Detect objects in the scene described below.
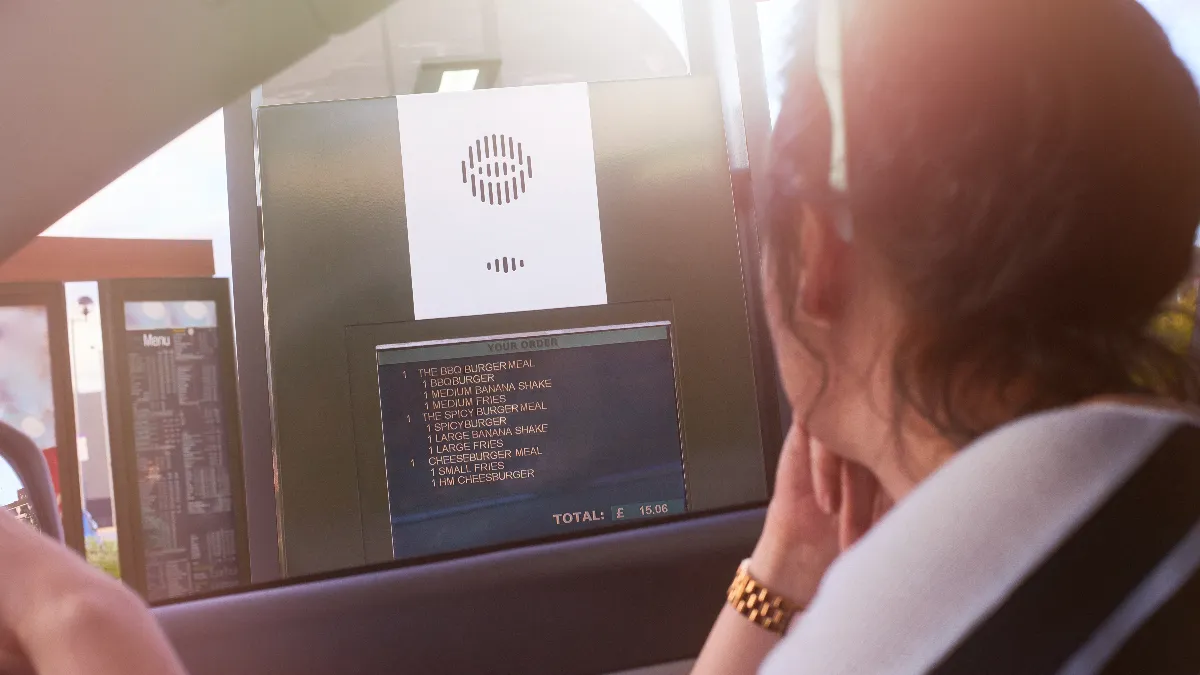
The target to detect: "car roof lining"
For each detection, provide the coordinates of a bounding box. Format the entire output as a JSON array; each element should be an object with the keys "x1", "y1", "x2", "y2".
[{"x1": 0, "y1": 0, "x2": 394, "y2": 263}]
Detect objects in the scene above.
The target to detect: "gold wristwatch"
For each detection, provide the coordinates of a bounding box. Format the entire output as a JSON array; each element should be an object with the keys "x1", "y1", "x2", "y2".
[{"x1": 726, "y1": 558, "x2": 798, "y2": 635}]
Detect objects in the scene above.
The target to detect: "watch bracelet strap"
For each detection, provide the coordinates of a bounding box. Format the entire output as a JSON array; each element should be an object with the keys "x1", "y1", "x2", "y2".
[{"x1": 726, "y1": 558, "x2": 798, "y2": 635}]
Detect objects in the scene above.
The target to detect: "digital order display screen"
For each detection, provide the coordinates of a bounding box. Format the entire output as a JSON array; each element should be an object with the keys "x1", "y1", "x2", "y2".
[
  {"x1": 377, "y1": 322, "x2": 688, "y2": 560},
  {"x1": 123, "y1": 301, "x2": 240, "y2": 602}
]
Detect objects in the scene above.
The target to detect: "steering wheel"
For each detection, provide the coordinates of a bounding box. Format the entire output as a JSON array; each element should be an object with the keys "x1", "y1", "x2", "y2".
[{"x1": 0, "y1": 420, "x2": 63, "y2": 542}]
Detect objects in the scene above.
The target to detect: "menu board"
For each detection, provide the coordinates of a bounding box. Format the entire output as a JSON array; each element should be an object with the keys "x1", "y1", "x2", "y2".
[
  {"x1": 103, "y1": 281, "x2": 248, "y2": 603},
  {"x1": 0, "y1": 284, "x2": 81, "y2": 549},
  {"x1": 0, "y1": 306, "x2": 55, "y2": 512},
  {"x1": 377, "y1": 323, "x2": 687, "y2": 560}
]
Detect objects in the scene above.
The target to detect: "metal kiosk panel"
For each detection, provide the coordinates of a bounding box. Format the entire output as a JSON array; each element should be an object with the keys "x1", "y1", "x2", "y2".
[{"x1": 259, "y1": 76, "x2": 769, "y2": 575}]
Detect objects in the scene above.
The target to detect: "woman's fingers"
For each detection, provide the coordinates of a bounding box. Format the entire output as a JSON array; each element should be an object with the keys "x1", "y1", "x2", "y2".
[
  {"x1": 873, "y1": 485, "x2": 894, "y2": 521},
  {"x1": 838, "y1": 460, "x2": 879, "y2": 551},
  {"x1": 811, "y1": 437, "x2": 841, "y2": 516},
  {"x1": 0, "y1": 634, "x2": 34, "y2": 675}
]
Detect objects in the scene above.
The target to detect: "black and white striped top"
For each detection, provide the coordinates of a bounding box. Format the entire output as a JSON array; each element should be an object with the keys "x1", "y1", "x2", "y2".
[{"x1": 760, "y1": 402, "x2": 1200, "y2": 674}]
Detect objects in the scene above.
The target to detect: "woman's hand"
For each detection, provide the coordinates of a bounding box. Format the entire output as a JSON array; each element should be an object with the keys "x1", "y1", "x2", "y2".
[
  {"x1": 750, "y1": 424, "x2": 885, "y2": 603},
  {"x1": 693, "y1": 423, "x2": 887, "y2": 675},
  {"x1": 0, "y1": 511, "x2": 188, "y2": 675}
]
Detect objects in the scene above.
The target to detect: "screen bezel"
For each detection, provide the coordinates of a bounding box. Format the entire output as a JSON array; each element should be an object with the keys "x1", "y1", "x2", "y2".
[
  {"x1": 345, "y1": 300, "x2": 689, "y2": 565},
  {"x1": 99, "y1": 277, "x2": 251, "y2": 603},
  {"x1": 0, "y1": 282, "x2": 84, "y2": 552},
  {"x1": 373, "y1": 319, "x2": 689, "y2": 562}
]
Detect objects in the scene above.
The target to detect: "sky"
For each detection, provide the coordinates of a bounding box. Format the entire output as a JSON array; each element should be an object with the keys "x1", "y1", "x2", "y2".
[
  {"x1": 4, "y1": 0, "x2": 1198, "y2": 510},
  {"x1": 41, "y1": 111, "x2": 232, "y2": 274}
]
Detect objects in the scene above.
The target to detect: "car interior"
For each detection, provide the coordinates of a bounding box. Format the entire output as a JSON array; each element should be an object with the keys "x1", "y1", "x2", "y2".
[{"x1": 0, "y1": 1, "x2": 1196, "y2": 674}]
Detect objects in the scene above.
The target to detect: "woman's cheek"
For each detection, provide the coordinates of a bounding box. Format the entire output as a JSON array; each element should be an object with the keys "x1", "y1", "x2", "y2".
[{"x1": 772, "y1": 329, "x2": 824, "y2": 419}]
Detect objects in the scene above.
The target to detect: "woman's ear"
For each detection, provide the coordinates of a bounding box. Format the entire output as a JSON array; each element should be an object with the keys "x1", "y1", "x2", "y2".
[{"x1": 798, "y1": 203, "x2": 850, "y2": 326}]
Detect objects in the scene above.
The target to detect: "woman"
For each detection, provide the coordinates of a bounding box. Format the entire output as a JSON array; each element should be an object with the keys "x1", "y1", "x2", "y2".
[{"x1": 695, "y1": 0, "x2": 1200, "y2": 672}]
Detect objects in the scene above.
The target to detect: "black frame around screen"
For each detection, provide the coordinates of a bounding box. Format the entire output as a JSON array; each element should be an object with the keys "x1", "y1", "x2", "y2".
[
  {"x1": 343, "y1": 300, "x2": 708, "y2": 565},
  {"x1": 0, "y1": 282, "x2": 85, "y2": 552},
  {"x1": 374, "y1": 320, "x2": 691, "y2": 562},
  {"x1": 99, "y1": 278, "x2": 251, "y2": 602}
]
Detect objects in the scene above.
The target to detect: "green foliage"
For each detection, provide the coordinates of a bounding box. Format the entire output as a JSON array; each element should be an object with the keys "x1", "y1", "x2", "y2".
[
  {"x1": 85, "y1": 538, "x2": 121, "y2": 579},
  {"x1": 1151, "y1": 281, "x2": 1198, "y2": 355}
]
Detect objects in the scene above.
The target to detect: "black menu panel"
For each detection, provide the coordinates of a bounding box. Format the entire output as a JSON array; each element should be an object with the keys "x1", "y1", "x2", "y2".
[
  {"x1": 377, "y1": 322, "x2": 687, "y2": 560},
  {"x1": 102, "y1": 279, "x2": 249, "y2": 603},
  {"x1": 0, "y1": 283, "x2": 82, "y2": 550}
]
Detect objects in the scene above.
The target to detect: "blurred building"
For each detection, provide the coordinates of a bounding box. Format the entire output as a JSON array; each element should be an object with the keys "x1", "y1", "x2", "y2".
[
  {"x1": 77, "y1": 391, "x2": 114, "y2": 528},
  {"x1": 4, "y1": 488, "x2": 38, "y2": 529}
]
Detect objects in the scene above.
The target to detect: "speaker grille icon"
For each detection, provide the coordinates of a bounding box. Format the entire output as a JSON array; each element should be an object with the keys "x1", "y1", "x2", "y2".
[
  {"x1": 487, "y1": 258, "x2": 525, "y2": 273},
  {"x1": 462, "y1": 134, "x2": 533, "y2": 206}
]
